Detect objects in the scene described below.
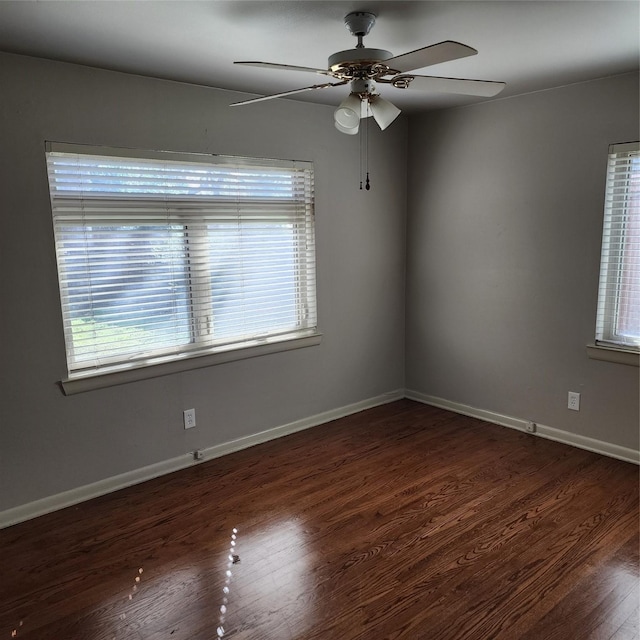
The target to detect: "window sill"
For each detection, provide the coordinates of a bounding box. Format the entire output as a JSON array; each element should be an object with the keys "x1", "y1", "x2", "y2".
[
  {"x1": 61, "y1": 332, "x2": 323, "y2": 395},
  {"x1": 586, "y1": 343, "x2": 639, "y2": 367}
]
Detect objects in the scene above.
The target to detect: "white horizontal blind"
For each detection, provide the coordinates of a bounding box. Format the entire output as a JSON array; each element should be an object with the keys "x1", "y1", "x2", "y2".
[
  {"x1": 595, "y1": 141, "x2": 640, "y2": 349},
  {"x1": 46, "y1": 143, "x2": 316, "y2": 378}
]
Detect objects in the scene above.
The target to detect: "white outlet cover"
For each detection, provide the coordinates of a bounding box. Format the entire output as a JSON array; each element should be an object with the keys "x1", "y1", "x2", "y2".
[
  {"x1": 183, "y1": 408, "x2": 196, "y2": 428},
  {"x1": 568, "y1": 392, "x2": 581, "y2": 411}
]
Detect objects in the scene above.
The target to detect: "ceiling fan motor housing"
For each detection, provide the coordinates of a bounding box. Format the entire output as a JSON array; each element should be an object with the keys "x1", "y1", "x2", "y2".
[
  {"x1": 328, "y1": 47, "x2": 393, "y2": 69},
  {"x1": 328, "y1": 48, "x2": 394, "y2": 79}
]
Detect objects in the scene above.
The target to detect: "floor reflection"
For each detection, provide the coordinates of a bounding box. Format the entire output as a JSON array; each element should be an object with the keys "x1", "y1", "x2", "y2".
[
  {"x1": 112, "y1": 567, "x2": 144, "y2": 636},
  {"x1": 217, "y1": 527, "x2": 239, "y2": 638}
]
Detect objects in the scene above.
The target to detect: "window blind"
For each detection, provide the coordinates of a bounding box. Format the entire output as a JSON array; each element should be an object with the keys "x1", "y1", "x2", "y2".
[
  {"x1": 46, "y1": 143, "x2": 317, "y2": 378},
  {"x1": 595, "y1": 141, "x2": 640, "y2": 349}
]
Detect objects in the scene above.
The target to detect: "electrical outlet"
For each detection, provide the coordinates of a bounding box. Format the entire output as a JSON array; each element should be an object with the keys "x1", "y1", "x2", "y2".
[
  {"x1": 526, "y1": 421, "x2": 537, "y2": 433},
  {"x1": 183, "y1": 408, "x2": 196, "y2": 429},
  {"x1": 568, "y1": 392, "x2": 580, "y2": 411},
  {"x1": 193, "y1": 450, "x2": 204, "y2": 461}
]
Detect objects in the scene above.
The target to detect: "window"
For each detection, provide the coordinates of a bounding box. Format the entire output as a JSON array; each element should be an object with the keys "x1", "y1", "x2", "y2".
[
  {"x1": 46, "y1": 143, "x2": 318, "y2": 388},
  {"x1": 594, "y1": 141, "x2": 639, "y2": 353}
]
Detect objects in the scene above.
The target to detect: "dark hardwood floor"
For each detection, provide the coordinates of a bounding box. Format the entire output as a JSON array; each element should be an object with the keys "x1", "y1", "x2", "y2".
[{"x1": 1, "y1": 400, "x2": 638, "y2": 639}]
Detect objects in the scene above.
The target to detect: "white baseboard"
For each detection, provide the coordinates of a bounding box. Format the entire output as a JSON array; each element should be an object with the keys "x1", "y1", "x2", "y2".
[
  {"x1": 3, "y1": 386, "x2": 635, "y2": 530},
  {"x1": 406, "y1": 390, "x2": 640, "y2": 466},
  {"x1": 0, "y1": 390, "x2": 404, "y2": 530}
]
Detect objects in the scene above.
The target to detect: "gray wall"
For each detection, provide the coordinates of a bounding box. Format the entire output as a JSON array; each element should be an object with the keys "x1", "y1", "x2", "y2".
[
  {"x1": 1, "y1": 51, "x2": 637, "y2": 517},
  {"x1": 406, "y1": 72, "x2": 639, "y2": 450},
  {"x1": 0, "y1": 53, "x2": 407, "y2": 512}
]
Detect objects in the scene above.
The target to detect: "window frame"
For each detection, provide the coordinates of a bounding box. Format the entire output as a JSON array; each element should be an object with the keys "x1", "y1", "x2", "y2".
[
  {"x1": 589, "y1": 141, "x2": 640, "y2": 367},
  {"x1": 45, "y1": 142, "x2": 322, "y2": 394}
]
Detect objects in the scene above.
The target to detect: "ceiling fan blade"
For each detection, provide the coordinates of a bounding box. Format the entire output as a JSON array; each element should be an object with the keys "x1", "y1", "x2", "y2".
[
  {"x1": 230, "y1": 81, "x2": 347, "y2": 107},
  {"x1": 234, "y1": 61, "x2": 331, "y2": 76},
  {"x1": 398, "y1": 75, "x2": 506, "y2": 97},
  {"x1": 386, "y1": 41, "x2": 477, "y2": 73}
]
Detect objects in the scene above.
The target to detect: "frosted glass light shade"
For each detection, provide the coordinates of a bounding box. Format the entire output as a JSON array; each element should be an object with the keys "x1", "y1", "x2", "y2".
[
  {"x1": 334, "y1": 93, "x2": 362, "y2": 130},
  {"x1": 335, "y1": 107, "x2": 359, "y2": 129},
  {"x1": 370, "y1": 96, "x2": 401, "y2": 130}
]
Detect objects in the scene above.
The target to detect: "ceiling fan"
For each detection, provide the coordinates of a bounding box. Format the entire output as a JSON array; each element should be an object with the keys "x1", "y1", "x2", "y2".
[{"x1": 230, "y1": 11, "x2": 506, "y2": 134}]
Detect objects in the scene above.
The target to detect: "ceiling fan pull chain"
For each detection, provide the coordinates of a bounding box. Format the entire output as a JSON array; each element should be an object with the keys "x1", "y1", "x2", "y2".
[
  {"x1": 359, "y1": 118, "x2": 364, "y2": 189},
  {"x1": 359, "y1": 123, "x2": 362, "y2": 189},
  {"x1": 365, "y1": 115, "x2": 370, "y2": 190}
]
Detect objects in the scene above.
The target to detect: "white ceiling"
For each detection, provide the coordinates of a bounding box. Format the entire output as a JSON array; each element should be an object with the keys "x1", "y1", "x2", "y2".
[{"x1": 0, "y1": 1, "x2": 638, "y2": 112}]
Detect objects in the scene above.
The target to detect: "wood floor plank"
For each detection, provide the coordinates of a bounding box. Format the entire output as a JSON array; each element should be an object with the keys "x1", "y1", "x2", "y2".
[
  {"x1": 520, "y1": 533, "x2": 640, "y2": 640},
  {"x1": 0, "y1": 400, "x2": 637, "y2": 639}
]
